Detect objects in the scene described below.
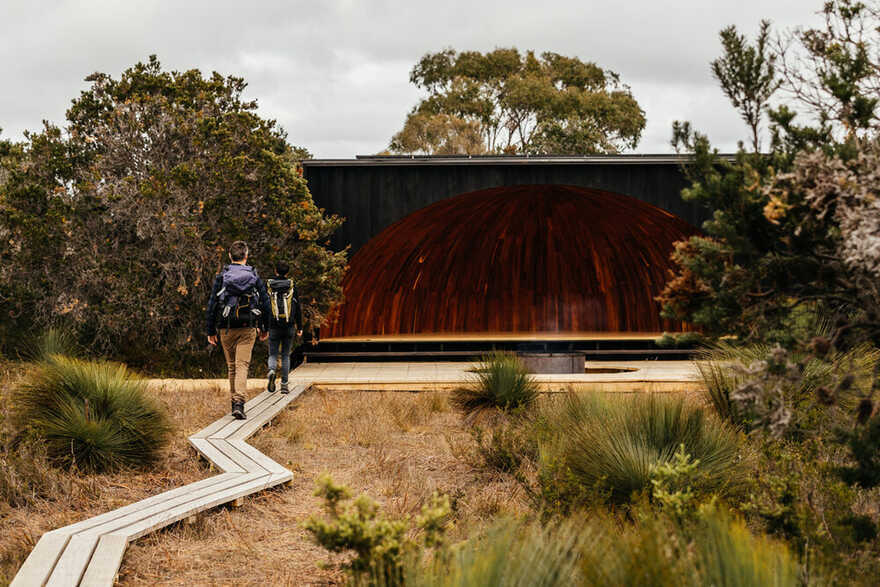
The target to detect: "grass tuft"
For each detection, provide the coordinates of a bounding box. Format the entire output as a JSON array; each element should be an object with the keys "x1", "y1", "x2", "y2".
[
  {"x1": 578, "y1": 507, "x2": 798, "y2": 586},
  {"x1": 452, "y1": 352, "x2": 538, "y2": 419},
  {"x1": 542, "y1": 393, "x2": 740, "y2": 504},
  {"x1": 405, "y1": 517, "x2": 584, "y2": 586},
  {"x1": 12, "y1": 355, "x2": 171, "y2": 473}
]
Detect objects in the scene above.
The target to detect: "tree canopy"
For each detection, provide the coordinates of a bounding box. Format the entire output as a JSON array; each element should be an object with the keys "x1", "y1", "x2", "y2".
[
  {"x1": 389, "y1": 48, "x2": 646, "y2": 155},
  {"x1": 659, "y1": 0, "x2": 880, "y2": 349},
  {"x1": 0, "y1": 56, "x2": 346, "y2": 369}
]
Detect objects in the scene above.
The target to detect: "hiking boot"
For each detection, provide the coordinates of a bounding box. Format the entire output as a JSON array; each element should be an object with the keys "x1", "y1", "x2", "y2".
[
  {"x1": 280, "y1": 381, "x2": 290, "y2": 394},
  {"x1": 267, "y1": 369, "x2": 276, "y2": 393},
  {"x1": 232, "y1": 400, "x2": 246, "y2": 420}
]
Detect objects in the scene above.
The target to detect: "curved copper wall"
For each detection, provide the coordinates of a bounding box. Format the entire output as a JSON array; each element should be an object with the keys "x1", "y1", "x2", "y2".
[{"x1": 323, "y1": 185, "x2": 698, "y2": 338}]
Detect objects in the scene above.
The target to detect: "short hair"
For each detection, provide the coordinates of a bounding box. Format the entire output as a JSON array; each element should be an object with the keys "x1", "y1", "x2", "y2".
[
  {"x1": 229, "y1": 241, "x2": 249, "y2": 262},
  {"x1": 274, "y1": 261, "x2": 289, "y2": 277}
]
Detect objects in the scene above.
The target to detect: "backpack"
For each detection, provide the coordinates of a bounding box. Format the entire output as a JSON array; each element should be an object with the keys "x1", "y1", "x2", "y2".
[
  {"x1": 267, "y1": 278, "x2": 297, "y2": 326},
  {"x1": 216, "y1": 264, "x2": 262, "y2": 328}
]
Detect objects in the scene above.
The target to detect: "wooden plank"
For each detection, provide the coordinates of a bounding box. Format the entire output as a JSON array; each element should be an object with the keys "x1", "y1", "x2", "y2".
[
  {"x1": 208, "y1": 391, "x2": 286, "y2": 439},
  {"x1": 115, "y1": 474, "x2": 273, "y2": 541},
  {"x1": 9, "y1": 530, "x2": 69, "y2": 587},
  {"x1": 44, "y1": 473, "x2": 263, "y2": 586},
  {"x1": 189, "y1": 414, "x2": 236, "y2": 440},
  {"x1": 70, "y1": 472, "x2": 264, "y2": 543},
  {"x1": 207, "y1": 439, "x2": 266, "y2": 474},
  {"x1": 79, "y1": 534, "x2": 128, "y2": 587},
  {"x1": 227, "y1": 386, "x2": 303, "y2": 441},
  {"x1": 189, "y1": 438, "x2": 246, "y2": 473},
  {"x1": 191, "y1": 391, "x2": 277, "y2": 439},
  {"x1": 11, "y1": 375, "x2": 308, "y2": 587},
  {"x1": 45, "y1": 473, "x2": 240, "y2": 537},
  {"x1": 228, "y1": 439, "x2": 289, "y2": 476},
  {"x1": 45, "y1": 534, "x2": 100, "y2": 587},
  {"x1": 266, "y1": 471, "x2": 294, "y2": 486}
]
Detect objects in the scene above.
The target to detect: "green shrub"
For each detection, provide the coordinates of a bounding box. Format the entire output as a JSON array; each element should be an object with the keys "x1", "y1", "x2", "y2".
[
  {"x1": 403, "y1": 507, "x2": 796, "y2": 587},
  {"x1": 691, "y1": 508, "x2": 799, "y2": 587},
  {"x1": 452, "y1": 352, "x2": 538, "y2": 418},
  {"x1": 578, "y1": 507, "x2": 798, "y2": 587},
  {"x1": 696, "y1": 342, "x2": 773, "y2": 425},
  {"x1": 539, "y1": 393, "x2": 740, "y2": 506},
  {"x1": 12, "y1": 355, "x2": 170, "y2": 472},
  {"x1": 305, "y1": 474, "x2": 450, "y2": 585},
  {"x1": 406, "y1": 518, "x2": 584, "y2": 587}
]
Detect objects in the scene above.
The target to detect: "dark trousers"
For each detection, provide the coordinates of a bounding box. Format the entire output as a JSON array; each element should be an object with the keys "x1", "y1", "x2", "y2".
[{"x1": 267, "y1": 325, "x2": 296, "y2": 382}]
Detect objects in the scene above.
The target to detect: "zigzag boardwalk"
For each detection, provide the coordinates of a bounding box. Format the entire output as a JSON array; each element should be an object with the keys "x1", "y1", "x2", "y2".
[{"x1": 12, "y1": 385, "x2": 309, "y2": 587}]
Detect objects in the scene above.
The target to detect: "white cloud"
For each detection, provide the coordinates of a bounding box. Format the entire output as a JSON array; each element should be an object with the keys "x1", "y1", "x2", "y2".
[{"x1": 0, "y1": 0, "x2": 825, "y2": 156}]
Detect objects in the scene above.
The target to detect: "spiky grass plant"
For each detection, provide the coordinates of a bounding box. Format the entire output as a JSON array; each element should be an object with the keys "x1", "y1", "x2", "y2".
[
  {"x1": 452, "y1": 352, "x2": 538, "y2": 419},
  {"x1": 543, "y1": 393, "x2": 739, "y2": 504},
  {"x1": 12, "y1": 355, "x2": 170, "y2": 472},
  {"x1": 578, "y1": 508, "x2": 798, "y2": 587},
  {"x1": 697, "y1": 340, "x2": 880, "y2": 430},
  {"x1": 22, "y1": 328, "x2": 79, "y2": 361},
  {"x1": 403, "y1": 518, "x2": 584, "y2": 587},
  {"x1": 692, "y1": 508, "x2": 799, "y2": 587}
]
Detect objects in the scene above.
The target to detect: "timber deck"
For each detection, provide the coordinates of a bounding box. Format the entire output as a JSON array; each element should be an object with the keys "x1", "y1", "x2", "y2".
[{"x1": 11, "y1": 385, "x2": 308, "y2": 587}]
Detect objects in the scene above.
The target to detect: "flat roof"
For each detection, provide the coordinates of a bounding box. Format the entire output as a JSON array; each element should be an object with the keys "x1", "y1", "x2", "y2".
[{"x1": 303, "y1": 153, "x2": 736, "y2": 167}]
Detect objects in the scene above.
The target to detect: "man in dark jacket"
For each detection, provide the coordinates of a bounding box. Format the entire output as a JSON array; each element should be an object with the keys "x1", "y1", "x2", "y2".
[
  {"x1": 206, "y1": 241, "x2": 270, "y2": 419},
  {"x1": 265, "y1": 261, "x2": 303, "y2": 394}
]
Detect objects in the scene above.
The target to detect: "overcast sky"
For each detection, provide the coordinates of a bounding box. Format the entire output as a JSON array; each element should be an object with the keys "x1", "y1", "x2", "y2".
[{"x1": 1, "y1": 0, "x2": 824, "y2": 157}]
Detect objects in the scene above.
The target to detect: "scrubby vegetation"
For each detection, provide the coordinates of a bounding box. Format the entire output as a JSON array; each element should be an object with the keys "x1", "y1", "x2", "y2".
[
  {"x1": 537, "y1": 394, "x2": 740, "y2": 507},
  {"x1": 0, "y1": 57, "x2": 345, "y2": 372}
]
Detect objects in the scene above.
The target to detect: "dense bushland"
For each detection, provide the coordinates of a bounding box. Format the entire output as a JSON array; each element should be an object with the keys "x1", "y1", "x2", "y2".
[{"x1": 0, "y1": 57, "x2": 346, "y2": 372}]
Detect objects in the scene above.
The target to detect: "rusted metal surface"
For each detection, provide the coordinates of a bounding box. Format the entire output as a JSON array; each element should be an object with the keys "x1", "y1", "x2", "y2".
[{"x1": 323, "y1": 185, "x2": 698, "y2": 338}]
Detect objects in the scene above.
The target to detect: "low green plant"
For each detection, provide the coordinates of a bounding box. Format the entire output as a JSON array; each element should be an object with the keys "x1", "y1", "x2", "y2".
[
  {"x1": 22, "y1": 328, "x2": 79, "y2": 362},
  {"x1": 11, "y1": 354, "x2": 170, "y2": 472},
  {"x1": 405, "y1": 518, "x2": 584, "y2": 587},
  {"x1": 691, "y1": 507, "x2": 799, "y2": 587},
  {"x1": 539, "y1": 393, "x2": 740, "y2": 506},
  {"x1": 649, "y1": 444, "x2": 702, "y2": 518},
  {"x1": 304, "y1": 474, "x2": 450, "y2": 585},
  {"x1": 451, "y1": 352, "x2": 538, "y2": 419},
  {"x1": 579, "y1": 507, "x2": 798, "y2": 587}
]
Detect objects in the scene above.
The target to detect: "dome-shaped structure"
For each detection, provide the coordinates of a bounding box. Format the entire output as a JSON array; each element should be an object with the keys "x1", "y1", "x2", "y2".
[{"x1": 323, "y1": 184, "x2": 698, "y2": 338}]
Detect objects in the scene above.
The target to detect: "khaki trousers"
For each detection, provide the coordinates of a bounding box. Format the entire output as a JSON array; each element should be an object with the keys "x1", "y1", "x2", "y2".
[{"x1": 220, "y1": 328, "x2": 257, "y2": 404}]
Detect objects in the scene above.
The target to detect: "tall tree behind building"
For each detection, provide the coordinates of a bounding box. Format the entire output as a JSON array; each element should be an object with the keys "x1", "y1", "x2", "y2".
[{"x1": 389, "y1": 48, "x2": 646, "y2": 155}]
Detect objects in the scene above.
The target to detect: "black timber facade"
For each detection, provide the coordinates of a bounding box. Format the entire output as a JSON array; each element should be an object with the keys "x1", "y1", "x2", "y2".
[{"x1": 302, "y1": 155, "x2": 712, "y2": 255}]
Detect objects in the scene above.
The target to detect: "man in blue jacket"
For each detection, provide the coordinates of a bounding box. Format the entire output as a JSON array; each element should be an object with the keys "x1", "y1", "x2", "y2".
[{"x1": 206, "y1": 241, "x2": 270, "y2": 419}]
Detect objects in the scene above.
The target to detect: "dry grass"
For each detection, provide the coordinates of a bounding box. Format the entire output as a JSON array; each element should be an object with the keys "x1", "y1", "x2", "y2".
[
  {"x1": 117, "y1": 388, "x2": 528, "y2": 586},
  {"x1": 0, "y1": 365, "x2": 231, "y2": 585}
]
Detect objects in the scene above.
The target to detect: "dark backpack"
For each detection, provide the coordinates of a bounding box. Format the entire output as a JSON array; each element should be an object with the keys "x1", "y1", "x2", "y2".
[
  {"x1": 216, "y1": 264, "x2": 262, "y2": 328},
  {"x1": 267, "y1": 278, "x2": 297, "y2": 326}
]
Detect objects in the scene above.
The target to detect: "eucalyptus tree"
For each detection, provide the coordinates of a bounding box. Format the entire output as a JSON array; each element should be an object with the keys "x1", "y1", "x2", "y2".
[{"x1": 390, "y1": 48, "x2": 645, "y2": 155}]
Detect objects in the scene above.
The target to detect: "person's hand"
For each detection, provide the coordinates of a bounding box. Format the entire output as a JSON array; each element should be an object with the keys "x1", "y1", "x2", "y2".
[
  {"x1": 297, "y1": 330, "x2": 303, "y2": 337},
  {"x1": 207, "y1": 335, "x2": 218, "y2": 346},
  {"x1": 258, "y1": 331, "x2": 268, "y2": 342}
]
